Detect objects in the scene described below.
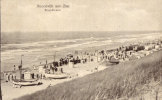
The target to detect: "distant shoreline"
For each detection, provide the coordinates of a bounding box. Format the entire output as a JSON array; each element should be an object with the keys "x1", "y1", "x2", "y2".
[{"x1": 1, "y1": 31, "x2": 161, "y2": 44}]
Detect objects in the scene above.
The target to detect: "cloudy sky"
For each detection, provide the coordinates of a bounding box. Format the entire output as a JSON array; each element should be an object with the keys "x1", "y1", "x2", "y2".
[{"x1": 1, "y1": 0, "x2": 162, "y2": 32}]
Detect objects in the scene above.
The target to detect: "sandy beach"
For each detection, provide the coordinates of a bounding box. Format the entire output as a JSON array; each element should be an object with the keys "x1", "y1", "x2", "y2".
[
  {"x1": 2, "y1": 62, "x2": 107, "y2": 100},
  {"x1": 1, "y1": 32, "x2": 162, "y2": 100},
  {"x1": 1, "y1": 32, "x2": 162, "y2": 71}
]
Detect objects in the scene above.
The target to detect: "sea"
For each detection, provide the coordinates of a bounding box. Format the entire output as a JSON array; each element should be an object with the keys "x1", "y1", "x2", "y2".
[{"x1": 1, "y1": 32, "x2": 162, "y2": 71}]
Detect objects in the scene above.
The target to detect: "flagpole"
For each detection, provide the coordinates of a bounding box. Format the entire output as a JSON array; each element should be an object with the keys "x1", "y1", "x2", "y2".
[{"x1": 20, "y1": 55, "x2": 24, "y2": 80}]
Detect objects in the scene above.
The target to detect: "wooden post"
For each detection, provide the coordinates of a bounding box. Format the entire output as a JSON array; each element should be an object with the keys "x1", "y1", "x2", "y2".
[{"x1": 53, "y1": 51, "x2": 58, "y2": 62}]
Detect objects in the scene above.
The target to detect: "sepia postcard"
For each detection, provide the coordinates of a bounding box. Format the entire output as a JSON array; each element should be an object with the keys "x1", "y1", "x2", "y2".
[{"x1": 1, "y1": 0, "x2": 162, "y2": 100}]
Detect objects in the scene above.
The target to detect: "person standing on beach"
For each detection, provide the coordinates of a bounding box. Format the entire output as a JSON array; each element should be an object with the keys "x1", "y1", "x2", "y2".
[
  {"x1": 14, "y1": 65, "x2": 16, "y2": 71},
  {"x1": 95, "y1": 66, "x2": 98, "y2": 71}
]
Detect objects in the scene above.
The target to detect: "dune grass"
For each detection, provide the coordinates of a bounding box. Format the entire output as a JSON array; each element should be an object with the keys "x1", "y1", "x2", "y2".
[{"x1": 15, "y1": 50, "x2": 162, "y2": 100}]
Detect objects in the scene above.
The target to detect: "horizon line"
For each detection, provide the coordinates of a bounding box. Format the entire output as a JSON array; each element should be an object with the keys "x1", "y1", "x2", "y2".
[{"x1": 2, "y1": 30, "x2": 162, "y2": 34}]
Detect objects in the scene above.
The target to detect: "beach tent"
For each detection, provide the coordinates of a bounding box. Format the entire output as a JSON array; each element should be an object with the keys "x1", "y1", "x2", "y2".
[
  {"x1": 24, "y1": 72, "x2": 34, "y2": 80},
  {"x1": 69, "y1": 61, "x2": 74, "y2": 68}
]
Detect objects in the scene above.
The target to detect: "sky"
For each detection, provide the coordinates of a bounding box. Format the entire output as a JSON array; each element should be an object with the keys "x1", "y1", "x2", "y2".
[{"x1": 1, "y1": 0, "x2": 162, "y2": 32}]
